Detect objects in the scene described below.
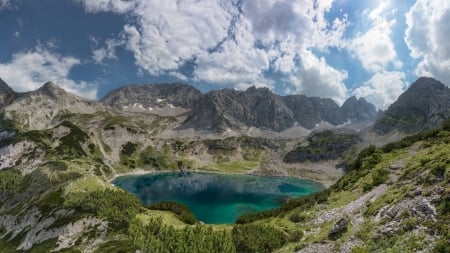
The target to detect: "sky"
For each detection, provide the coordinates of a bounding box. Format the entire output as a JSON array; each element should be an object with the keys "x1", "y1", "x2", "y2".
[{"x1": 0, "y1": 0, "x2": 449, "y2": 109}]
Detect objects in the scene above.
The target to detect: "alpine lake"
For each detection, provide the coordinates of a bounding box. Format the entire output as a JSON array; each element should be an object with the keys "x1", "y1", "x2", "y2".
[{"x1": 113, "y1": 172, "x2": 324, "y2": 224}]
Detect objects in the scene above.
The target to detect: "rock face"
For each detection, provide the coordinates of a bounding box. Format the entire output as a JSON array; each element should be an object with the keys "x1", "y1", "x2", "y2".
[
  {"x1": 282, "y1": 95, "x2": 346, "y2": 129},
  {"x1": 0, "y1": 79, "x2": 18, "y2": 109},
  {"x1": 374, "y1": 77, "x2": 450, "y2": 133},
  {"x1": 181, "y1": 87, "x2": 378, "y2": 132},
  {"x1": 181, "y1": 87, "x2": 295, "y2": 132},
  {"x1": 101, "y1": 83, "x2": 203, "y2": 111},
  {"x1": 3, "y1": 82, "x2": 100, "y2": 130},
  {"x1": 341, "y1": 96, "x2": 377, "y2": 121}
]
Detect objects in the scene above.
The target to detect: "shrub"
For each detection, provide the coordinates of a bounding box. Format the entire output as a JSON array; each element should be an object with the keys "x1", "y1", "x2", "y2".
[
  {"x1": 372, "y1": 168, "x2": 389, "y2": 186},
  {"x1": 289, "y1": 229, "x2": 304, "y2": 242},
  {"x1": 64, "y1": 189, "x2": 141, "y2": 226},
  {"x1": 0, "y1": 170, "x2": 23, "y2": 193},
  {"x1": 289, "y1": 212, "x2": 306, "y2": 223},
  {"x1": 147, "y1": 201, "x2": 197, "y2": 225},
  {"x1": 232, "y1": 224, "x2": 287, "y2": 253}
]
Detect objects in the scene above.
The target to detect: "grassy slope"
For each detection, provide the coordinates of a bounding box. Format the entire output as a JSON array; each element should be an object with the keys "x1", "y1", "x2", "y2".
[{"x1": 252, "y1": 129, "x2": 450, "y2": 252}]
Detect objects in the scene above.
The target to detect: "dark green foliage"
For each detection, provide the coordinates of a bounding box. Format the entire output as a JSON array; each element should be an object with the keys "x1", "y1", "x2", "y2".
[
  {"x1": 232, "y1": 224, "x2": 287, "y2": 253},
  {"x1": 236, "y1": 190, "x2": 329, "y2": 224},
  {"x1": 63, "y1": 189, "x2": 141, "y2": 225},
  {"x1": 334, "y1": 146, "x2": 382, "y2": 192},
  {"x1": 289, "y1": 229, "x2": 304, "y2": 242},
  {"x1": 364, "y1": 168, "x2": 389, "y2": 191},
  {"x1": 147, "y1": 201, "x2": 197, "y2": 225},
  {"x1": 0, "y1": 113, "x2": 16, "y2": 131},
  {"x1": 45, "y1": 161, "x2": 68, "y2": 171},
  {"x1": 129, "y1": 218, "x2": 236, "y2": 253},
  {"x1": 437, "y1": 191, "x2": 450, "y2": 215},
  {"x1": 38, "y1": 189, "x2": 65, "y2": 214},
  {"x1": 0, "y1": 170, "x2": 22, "y2": 193},
  {"x1": 434, "y1": 238, "x2": 450, "y2": 253},
  {"x1": 289, "y1": 212, "x2": 306, "y2": 223},
  {"x1": 94, "y1": 239, "x2": 139, "y2": 253},
  {"x1": 121, "y1": 142, "x2": 138, "y2": 156},
  {"x1": 88, "y1": 143, "x2": 96, "y2": 154},
  {"x1": 55, "y1": 121, "x2": 89, "y2": 157}
]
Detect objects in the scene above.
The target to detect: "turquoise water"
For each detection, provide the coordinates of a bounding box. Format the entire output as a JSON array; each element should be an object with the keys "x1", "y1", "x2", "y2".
[{"x1": 113, "y1": 172, "x2": 323, "y2": 224}]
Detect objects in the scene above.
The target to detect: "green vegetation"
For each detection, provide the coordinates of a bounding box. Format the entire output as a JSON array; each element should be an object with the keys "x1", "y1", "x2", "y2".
[
  {"x1": 55, "y1": 121, "x2": 89, "y2": 157},
  {"x1": 0, "y1": 170, "x2": 22, "y2": 193},
  {"x1": 129, "y1": 217, "x2": 236, "y2": 253},
  {"x1": 63, "y1": 189, "x2": 141, "y2": 226},
  {"x1": 232, "y1": 224, "x2": 287, "y2": 253},
  {"x1": 284, "y1": 130, "x2": 359, "y2": 163},
  {"x1": 147, "y1": 201, "x2": 197, "y2": 225}
]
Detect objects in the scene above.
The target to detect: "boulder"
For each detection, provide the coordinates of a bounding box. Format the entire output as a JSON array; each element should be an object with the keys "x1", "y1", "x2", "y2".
[{"x1": 328, "y1": 218, "x2": 348, "y2": 240}]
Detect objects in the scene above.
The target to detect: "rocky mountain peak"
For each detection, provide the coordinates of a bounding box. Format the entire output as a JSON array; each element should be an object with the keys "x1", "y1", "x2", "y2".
[
  {"x1": 374, "y1": 77, "x2": 450, "y2": 133},
  {"x1": 408, "y1": 76, "x2": 446, "y2": 91},
  {"x1": 0, "y1": 78, "x2": 14, "y2": 93},
  {"x1": 36, "y1": 81, "x2": 68, "y2": 98},
  {"x1": 341, "y1": 96, "x2": 377, "y2": 121}
]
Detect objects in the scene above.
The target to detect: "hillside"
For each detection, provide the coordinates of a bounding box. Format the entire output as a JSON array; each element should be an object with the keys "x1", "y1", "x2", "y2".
[
  {"x1": 0, "y1": 114, "x2": 448, "y2": 252},
  {"x1": 0, "y1": 78, "x2": 449, "y2": 252}
]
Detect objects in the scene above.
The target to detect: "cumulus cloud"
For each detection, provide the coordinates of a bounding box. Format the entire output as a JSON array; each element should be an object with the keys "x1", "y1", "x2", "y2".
[
  {"x1": 76, "y1": 0, "x2": 350, "y2": 101},
  {"x1": 92, "y1": 37, "x2": 126, "y2": 64},
  {"x1": 405, "y1": 0, "x2": 450, "y2": 85},
  {"x1": 353, "y1": 71, "x2": 407, "y2": 109},
  {"x1": 290, "y1": 49, "x2": 348, "y2": 105},
  {"x1": 349, "y1": 0, "x2": 401, "y2": 72},
  {"x1": 0, "y1": 46, "x2": 97, "y2": 99}
]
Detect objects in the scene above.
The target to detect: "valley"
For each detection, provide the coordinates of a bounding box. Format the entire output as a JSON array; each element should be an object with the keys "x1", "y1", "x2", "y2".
[{"x1": 0, "y1": 77, "x2": 449, "y2": 252}]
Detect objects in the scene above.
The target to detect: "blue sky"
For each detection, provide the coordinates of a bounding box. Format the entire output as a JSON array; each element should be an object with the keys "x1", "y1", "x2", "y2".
[{"x1": 0, "y1": 0, "x2": 449, "y2": 109}]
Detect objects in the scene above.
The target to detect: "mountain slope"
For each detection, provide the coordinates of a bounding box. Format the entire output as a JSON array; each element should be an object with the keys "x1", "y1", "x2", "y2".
[
  {"x1": 238, "y1": 125, "x2": 450, "y2": 253},
  {"x1": 3, "y1": 82, "x2": 101, "y2": 130},
  {"x1": 101, "y1": 83, "x2": 202, "y2": 116},
  {"x1": 374, "y1": 77, "x2": 450, "y2": 133},
  {"x1": 0, "y1": 79, "x2": 18, "y2": 109}
]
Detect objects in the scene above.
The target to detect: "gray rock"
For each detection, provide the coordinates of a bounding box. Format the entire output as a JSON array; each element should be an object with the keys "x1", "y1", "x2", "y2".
[
  {"x1": 101, "y1": 83, "x2": 202, "y2": 111},
  {"x1": 0, "y1": 78, "x2": 18, "y2": 109},
  {"x1": 328, "y1": 217, "x2": 348, "y2": 239}
]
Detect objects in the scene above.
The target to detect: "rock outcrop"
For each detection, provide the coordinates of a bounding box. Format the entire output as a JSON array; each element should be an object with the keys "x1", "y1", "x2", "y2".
[{"x1": 0, "y1": 79, "x2": 18, "y2": 109}]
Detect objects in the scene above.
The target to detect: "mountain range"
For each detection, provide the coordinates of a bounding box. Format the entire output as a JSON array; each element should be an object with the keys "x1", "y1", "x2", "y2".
[{"x1": 1, "y1": 78, "x2": 379, "y2": 133}]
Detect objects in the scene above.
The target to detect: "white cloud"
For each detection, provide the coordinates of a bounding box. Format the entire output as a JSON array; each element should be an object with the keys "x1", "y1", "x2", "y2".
[
  {"x1": 0, "y1": 46, "x2": 97, "y2": 99},
  {"x1": 405, "y1": 0, "x2": 450, "y2": 85},
  {"x1": 92, "y1": 37, "x2": 125, "y2": 64},
  {"x1": 349, "y1": 0, "x2": 401, "y2": 72},
  {"x1": 353, "y1": 71, "x2": 407, "y2": 109},
  {"x1": 290, "y1": 49, "x2": 348, "y2": 105},
  {"x1": 74, "y1": 0, "x2": 135, "y2": 13},
  {"x1": 76, "y1": 0, "x2": 350, "y2": 101},
  {"x1": 0, "y1": 0, "x2": 16, "y2": 11}
]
